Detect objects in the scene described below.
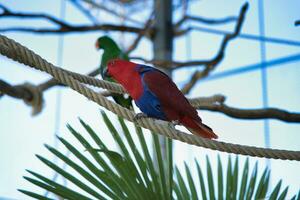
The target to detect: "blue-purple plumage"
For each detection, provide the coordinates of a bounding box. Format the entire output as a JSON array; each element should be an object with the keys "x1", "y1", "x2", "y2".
[{"x1": 135, "y1": 65, "x2": 167, "y2": 120}]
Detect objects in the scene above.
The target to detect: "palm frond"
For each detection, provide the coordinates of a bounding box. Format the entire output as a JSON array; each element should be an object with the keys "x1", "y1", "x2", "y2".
[
  {"x1": 174, "y1": 155, "x2": 297, "y2": 200},
  {"x1": 21, "y1": 112, "x2": 298, "y2": 199}
]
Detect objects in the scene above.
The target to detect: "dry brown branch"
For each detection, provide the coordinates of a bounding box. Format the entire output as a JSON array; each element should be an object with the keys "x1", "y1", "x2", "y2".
[
  {"x1": 0, "y1": 4, "x2": 71, "y2": 28},
  {"x1": 80, "y1": 0, "x2": 143, "y2": 25},
  {"x1": 2, "y1": 2, "x2": 298, "y2": 123},
  {"x1": 197, "y1": 103, "x2": 300, "y2": 123},
  {"x1": 0, "y1": 3, "x2": 145, "y2": 34},
  {"x1": 2, "y1": 77, "x2": 300, "y2": 122},
  {"x1": 181, "y1": 2, "x2": 248, "y2": 94},
  {"x1": 125, "y1": 11, "x2": 154, "y2": 54},
  {"x1": 130, "y1": 56, "x2": 224, "y2": 69},
  {"x1": 0, "y1": 68, "x2": 100, "y2": 102},
  {"x1": 0, "y1": 79, "x2": 33, "y2": 101},
  {"x1": 190, "y1": 94, "x2": 300, "y2": 123},
  {"x1": 0, "y1": 24, "x2": 144, "y2": 34},
  {"x1": 39, "y1": 68, "x2": 100, "y2": 91},
  {"x1": 175, "y1": 15, "x2": 237, "y2": 29},
  {"x1": 131, "y1": 3, "x2": 248, "y2": 70}
]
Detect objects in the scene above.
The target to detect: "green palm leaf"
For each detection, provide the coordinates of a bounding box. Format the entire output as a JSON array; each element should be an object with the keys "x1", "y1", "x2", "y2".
[
  {"x1": 184, "y1": 162, "x2": 198, "y2": 200},
  {"x1": 254, "y1": 168, "x2": 269, "y2": 199},
  {"x1": 21, "y1": 112, "x2": 299, "y2": 199},
  {"x1": 206, "y1": 155, "x2": 216, "y2": 200},
  {"x1": 226, "y1": 156, "x2": 233, "y2": 199},
  {"x1": 134, "y1": 125, "x2": 163, "y2": 198},
  {"x1": 195, "y1": 158, "x2": 207, "y2": 200},
  {"x1": 239, "y1": 158, "x2": 249, "y2": 200},
  {"x1": 26, "y1": 170, "x2": 91, "y2": 200},
  {"x1": 278, "y1": 186, "x2": 289, "y2": 200},
  {"x1": 232, "y1": 156, "x2": 239, "y2": 199},
  {"x1": 153, "y1": 133, "x2": 168, "y2": 199},
  {"x1": 217, "y1": 155, "x2": 224, "y2": 200},
  {"x1": 246, "y1": 162, "x2": 258, "y2": 200},
  {"x1": 175, "y1": 166, "x2": 190, "y2": 199},
  {"x1": 269, "y1": 180, "x2": 282, "y2": 200},
  {"x1": 18, "y1": 189, "x2": 55, "y2": 200}
]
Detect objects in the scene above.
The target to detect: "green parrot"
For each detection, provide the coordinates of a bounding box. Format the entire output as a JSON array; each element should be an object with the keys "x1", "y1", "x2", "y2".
[{"x1": 95, "y1": 36, "x2": 132, "y2": 109}]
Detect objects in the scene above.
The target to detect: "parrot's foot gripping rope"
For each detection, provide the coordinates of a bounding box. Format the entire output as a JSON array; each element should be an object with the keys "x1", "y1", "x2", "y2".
[{"x1": 1, "y1": 34, "x2": 300, "y2": 161}]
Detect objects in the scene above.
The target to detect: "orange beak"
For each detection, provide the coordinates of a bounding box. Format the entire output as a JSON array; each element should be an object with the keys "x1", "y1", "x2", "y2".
[{"x1": 95, "y1": 40, "x2": 100, "y2": 49}]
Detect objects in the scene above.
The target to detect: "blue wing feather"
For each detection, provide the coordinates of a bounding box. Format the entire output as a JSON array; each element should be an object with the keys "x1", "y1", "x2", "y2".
[{"x1": 134, "y1": 65, "x2": 167, "y2": 120}]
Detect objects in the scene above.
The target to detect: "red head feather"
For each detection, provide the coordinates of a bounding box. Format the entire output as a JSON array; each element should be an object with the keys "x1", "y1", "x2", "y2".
[{"x1": 107, "y1": 59, "x2": 143, "y2": 99}]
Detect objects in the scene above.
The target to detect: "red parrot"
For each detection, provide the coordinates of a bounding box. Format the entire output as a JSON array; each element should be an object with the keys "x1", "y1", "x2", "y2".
[{"x1": 106, "y1": 59, "x2": 218, "y2": 139}]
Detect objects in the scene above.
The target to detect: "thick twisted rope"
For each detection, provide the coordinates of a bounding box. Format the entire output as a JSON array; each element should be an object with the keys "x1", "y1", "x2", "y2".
[{"x1": 1, "y1": 34, "x2": 300, "y2": 161}]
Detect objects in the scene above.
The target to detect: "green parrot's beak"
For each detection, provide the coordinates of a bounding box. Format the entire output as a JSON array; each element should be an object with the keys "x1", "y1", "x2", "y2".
[{"x1": 95, "y1": 40, "x2": 100, "y2": 49}]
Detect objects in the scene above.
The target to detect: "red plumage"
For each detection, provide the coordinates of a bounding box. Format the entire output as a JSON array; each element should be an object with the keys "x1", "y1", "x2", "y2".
[
  {"x1": 107, "y1": 59, "x2": 218, "y2": 139},
  {"x1": 143, "y1": 71, "x2": 218, "y2": 139}
]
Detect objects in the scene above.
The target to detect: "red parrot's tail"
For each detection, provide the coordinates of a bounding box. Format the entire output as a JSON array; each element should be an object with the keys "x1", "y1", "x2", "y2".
[{"x1": 180, "y1": 117, "x2": 218, "y2": 139}]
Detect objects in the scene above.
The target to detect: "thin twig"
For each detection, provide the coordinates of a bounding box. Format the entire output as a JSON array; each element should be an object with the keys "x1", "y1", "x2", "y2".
[
  {"x1": 0, "y1": 68, "x2": 100, "y2": 102},
  {"x1": 196, "y1": 103, "x2": 300, "y2": 123},
  {"x1": 176, "y1": 26, "x2": 300, "y2": 47},
  {"x1": 0, "y1": 3, "x2": 71, "y2": 28},
  {"x1": 0, "y1": 3, "x2": 145, "y2": 34},
  {"x1": 130, "y1": 3, "x2": 248, "y2": 70},
  {"x1": 125, "y1": 11, "x2": 154, "y2": 55},
  {"x1": 175, "y1": 15, "x2": 237, "y2": 29},
  {"x1": 38, "y1": 68, "x2": 100, "y2": 91},
  {"x1": 0, "y1": 24, "x2": 144, "y2": 34},
  {"x1": 80, "y1": 0, "x2": 143, "y2": 25},
  {"x1": 130, "y1": 56, "x2": 226, "y2": 69},
  {"x1": 68, "y1": 0, "x2": 99, "y2": 25},
  {"x1": 181, "y1": 2, "x2": 248, "y2": 94}
]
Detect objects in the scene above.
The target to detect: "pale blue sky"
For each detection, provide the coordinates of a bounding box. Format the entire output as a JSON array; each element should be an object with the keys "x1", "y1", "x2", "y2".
[{"x1": 0, "y1": 0, "x2": 299, "y2": 199}]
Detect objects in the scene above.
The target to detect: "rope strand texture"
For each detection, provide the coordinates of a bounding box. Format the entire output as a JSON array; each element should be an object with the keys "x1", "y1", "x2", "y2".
[{"x1": 1, "y1": 34, "x2": 299, "y2": 161}]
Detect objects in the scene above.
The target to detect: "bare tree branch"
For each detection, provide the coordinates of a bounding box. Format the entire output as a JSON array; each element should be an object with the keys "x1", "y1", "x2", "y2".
[
  {"x1": 2, "y1": 78, "x2": 299, "y2": 123},
  {"x1": 38, "y1": 68, "x2": 100, "y2": 91},
  {"x1": 131, "y1": 3, "x2": 248, "y2": 71},
  {"x1": 125, "y1": 11, "x2": 154, "y2": 54},
  {"x1": 0, "y1": 67, "x2": 100, "y2": 102},
  {"x1": 0, "y1": 24, "x2": 144, "y2": 34},
  {"x1": 197, "y1": 103, "x2": 300, "y2": 123},
  {"x1": 2, "y1": 2, "x2": 299, "y2": 124},
  {"x1": 0, "y1": 3, "x2": 71, "y2": 28},
  {"x1": 190, "y1": 94, "x2": 300, "y2": 122},
  {"x1": 181, "y1": 2, "x2": 248, "y2": 94},
  {"x1": 80, "y1": 0, "x2": 143, "y2": 25},
  {"x1": 0, "y1": 79, "x2": 33, "y2": 101},
  {"x1": 175, "y1": 15, "x2": 237, "y2": 29},
  {"x1": 68, "y1": 0, "x2": 99, "y2": 25},
  {"x1": 130, "y1": 56, "x2": 224, "y2": 69},
  {"x1": 0, "y1": 3, "x2": 145, "y2": 34}
]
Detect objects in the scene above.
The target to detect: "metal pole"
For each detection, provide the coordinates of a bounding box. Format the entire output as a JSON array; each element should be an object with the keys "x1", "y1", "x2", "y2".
[
  {"x1": 153, "y1": 0, "x2": 173, "y2": 76},
  {"x1": 258, "y1": 0, "x2": 271, "y2": 169},
  {"x1": 153, "y1": 0, "x2": 173, "y2": 162}
]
